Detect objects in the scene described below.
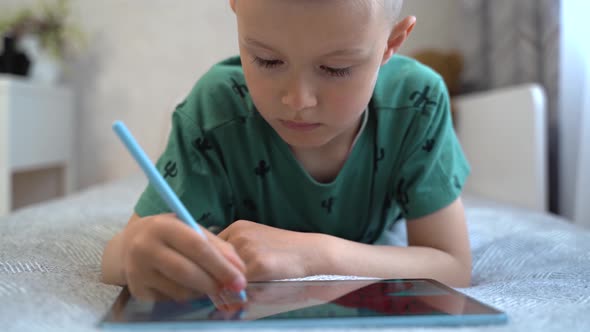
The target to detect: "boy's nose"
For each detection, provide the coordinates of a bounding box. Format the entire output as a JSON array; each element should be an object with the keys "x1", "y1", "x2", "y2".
[{"x1": 281, "y1": 77, "x2": 318, "y2": 111}]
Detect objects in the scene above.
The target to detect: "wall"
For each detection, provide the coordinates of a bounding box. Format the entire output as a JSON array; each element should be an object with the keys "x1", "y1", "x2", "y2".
[
  {"x1": 560, "y1": 1, "x2": 590, "y2": 226},
  {"x1": 71, "y1": 0, "x2": 240, "y2": 187},
  {"x1": 1, "y1": 0, "x2": 460, "y2": 189},
  {"x1": 399, "y1": 0, "x2": 461, "y2": 54}
]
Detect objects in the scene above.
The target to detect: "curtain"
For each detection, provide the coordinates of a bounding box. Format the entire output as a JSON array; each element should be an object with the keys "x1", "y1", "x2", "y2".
[
  {"x1": 459, "y1": 0, "x2": 561, "y2": 213},
  {"x1": 570, "y1": 2, "x2": 590, "y2": 227},
  {"x1": 575, "y1": 75, "x2": 590, "y2": 228},
  {"x1": 555, "y1": 0, "x2": 588, "y2": 226}
]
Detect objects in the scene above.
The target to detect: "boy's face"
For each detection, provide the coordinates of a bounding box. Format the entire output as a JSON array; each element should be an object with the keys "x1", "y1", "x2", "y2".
[{"x1": 232, "y1": 0, "x2": 405, "y2": 150}]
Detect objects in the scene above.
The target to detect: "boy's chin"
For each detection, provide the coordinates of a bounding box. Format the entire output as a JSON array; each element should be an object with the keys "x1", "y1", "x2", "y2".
[{"x1": 276, "y1": 131, "x2": 335, "y2": 150}]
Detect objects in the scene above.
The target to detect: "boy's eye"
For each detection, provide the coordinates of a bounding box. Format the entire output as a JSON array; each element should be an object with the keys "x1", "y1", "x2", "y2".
[
  {"x1": 251, "y1": 56, "x2": 351, "y2": 78},
  {"x1": 320, "y1": 65, "x2": 351, "y2": 78},
  {"x1": 252, "y1": 56, "x2": 284, "y2": 69}
]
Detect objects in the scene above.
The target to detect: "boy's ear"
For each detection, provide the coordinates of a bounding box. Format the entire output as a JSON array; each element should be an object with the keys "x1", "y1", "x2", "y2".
[{"x1": 381, "y1": 16, "x2": 416, "y2": 65}]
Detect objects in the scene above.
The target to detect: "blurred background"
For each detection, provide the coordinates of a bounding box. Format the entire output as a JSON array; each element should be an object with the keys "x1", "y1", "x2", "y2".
[{"x1": 0, "y1": 0, "x2": 588, "y2": 228}]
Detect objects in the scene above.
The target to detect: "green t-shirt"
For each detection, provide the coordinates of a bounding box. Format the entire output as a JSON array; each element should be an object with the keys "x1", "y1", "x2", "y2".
[{"x1": 135, "y1": 55, "x2": 470, "y2": 244}]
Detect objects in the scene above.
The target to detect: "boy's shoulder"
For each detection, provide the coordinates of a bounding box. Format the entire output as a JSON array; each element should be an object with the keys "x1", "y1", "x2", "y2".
[
  {"x1": 175, "y1": 56, "x2": 253, "y2": 132},
  {"x1": 372, "y1": 54, "x2": 446, "y2": 109}
]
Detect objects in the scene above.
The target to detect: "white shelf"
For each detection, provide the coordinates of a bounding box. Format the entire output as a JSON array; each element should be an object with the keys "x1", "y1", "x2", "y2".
[{"x1": 0, "y1": 75, "x2": 76, "y2": 216}]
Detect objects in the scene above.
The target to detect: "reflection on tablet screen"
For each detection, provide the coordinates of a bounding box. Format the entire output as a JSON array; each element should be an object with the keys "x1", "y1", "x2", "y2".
[{"x1": 101, "y1": 279, "x2": 507, "y2": 327}]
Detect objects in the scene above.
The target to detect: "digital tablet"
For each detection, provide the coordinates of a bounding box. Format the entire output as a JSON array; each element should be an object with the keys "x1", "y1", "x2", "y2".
[{"x1": 99, "y1": 279, "x2": 507, "y2": 329}]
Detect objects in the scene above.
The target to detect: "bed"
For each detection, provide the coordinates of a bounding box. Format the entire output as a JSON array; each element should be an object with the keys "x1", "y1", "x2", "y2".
[{"x1": 1, "y1": 85, "x2": 589, "y2": 331}]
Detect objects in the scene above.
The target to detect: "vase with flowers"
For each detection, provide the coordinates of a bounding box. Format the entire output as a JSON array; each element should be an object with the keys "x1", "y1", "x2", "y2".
[{"x1": 0, "y1": 0, "x2": 85, "y2": 84}]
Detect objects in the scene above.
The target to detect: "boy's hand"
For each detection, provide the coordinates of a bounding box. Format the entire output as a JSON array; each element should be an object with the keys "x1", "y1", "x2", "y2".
[
  {"x1": 218, "y1": 220, "x2": 321, "y2": 281},
  {"x1": 121, "y1": 213, "x2": 247, "y2": 302}
]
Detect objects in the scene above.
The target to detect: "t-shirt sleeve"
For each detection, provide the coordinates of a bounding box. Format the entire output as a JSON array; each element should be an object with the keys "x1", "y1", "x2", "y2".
[
  {"x1": 393, "y1": 79, "x2": 471, "y2": 220},
  {"x1": 134, "y1": 108, "x2": 235, "y2": 230}
]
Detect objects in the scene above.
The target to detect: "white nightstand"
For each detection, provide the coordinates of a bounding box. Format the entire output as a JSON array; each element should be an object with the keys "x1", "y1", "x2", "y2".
[{"x1": 0, "y1": 75, "x2": 76, "y2": 216}]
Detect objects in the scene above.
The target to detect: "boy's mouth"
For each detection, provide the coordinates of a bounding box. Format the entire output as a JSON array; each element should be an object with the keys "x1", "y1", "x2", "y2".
[{"x1": 279, "y1": 120, "x2": 322, "y2": 131}]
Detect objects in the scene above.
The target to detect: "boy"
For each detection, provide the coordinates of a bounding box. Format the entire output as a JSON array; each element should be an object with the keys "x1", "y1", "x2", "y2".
[{"x1": 101, "y1": 0, "x2": 472, "y2": 302}]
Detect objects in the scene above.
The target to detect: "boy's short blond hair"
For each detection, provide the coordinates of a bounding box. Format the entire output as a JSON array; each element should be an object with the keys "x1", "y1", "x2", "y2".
[
  {"x1": 380, "y1": 0, "x2": 404, "y2": 22},
  {"x1": 234, "y1": 0, "x2": 403, "y2": 24},
  {"x1": 348, "y1": 0, "x2": 404, "y2": 24}
]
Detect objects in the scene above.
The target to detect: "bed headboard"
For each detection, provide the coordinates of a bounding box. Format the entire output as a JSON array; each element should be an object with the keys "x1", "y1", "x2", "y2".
[{"x1": 453, "y1": 84, "x2": 548, "y2": 212}]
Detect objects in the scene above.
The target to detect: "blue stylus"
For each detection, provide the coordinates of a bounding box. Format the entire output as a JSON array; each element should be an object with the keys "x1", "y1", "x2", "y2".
[{"x1": 112, "y1": 121, "x2": 247, "y2": 301}]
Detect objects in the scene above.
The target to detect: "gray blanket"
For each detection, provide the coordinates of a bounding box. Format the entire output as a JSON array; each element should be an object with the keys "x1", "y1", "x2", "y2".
[{"x1": 1, "y1": 175, "x2": 589, "y2": 332}]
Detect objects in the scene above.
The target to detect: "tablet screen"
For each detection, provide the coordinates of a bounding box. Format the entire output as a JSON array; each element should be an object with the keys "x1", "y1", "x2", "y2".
[{"x1": 100, "y1": 279, "x2": 507, "y2": 328}]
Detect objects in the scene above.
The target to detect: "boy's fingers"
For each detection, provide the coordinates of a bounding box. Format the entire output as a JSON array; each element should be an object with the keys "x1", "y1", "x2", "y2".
[
  {"x1": 157, "y1": 215, "x2": 245, "y2": 272},
  {"x1": 149, "y1": 288, "x2": 173, "y2": 302},
  {"x1": 128, "y1": 282, "x2": 159, "y2": 302},
  {"x1": 208, "y1": 232, "x2": 246, "y2": 273},
  {"x1": 159, "y1": 215, "x2": 245, "y2": 272},
  {"x1": 160, "y1": 222, "x2": 247, "y2": 293},
  {"x1": 154, "y1": 245, "x2": 220, "y2": 295},
  {"x1": 150, "y1": 269, "x2": 203, "y2": 302}
]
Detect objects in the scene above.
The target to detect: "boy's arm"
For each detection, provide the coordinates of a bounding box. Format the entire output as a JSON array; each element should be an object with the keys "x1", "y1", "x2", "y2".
[
  {"x1": 219, "y1": 197, "x2": 471, "y2": 288},
  {"x1": 315, "y1": 197, "x2": 471, "y2": 287}
]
